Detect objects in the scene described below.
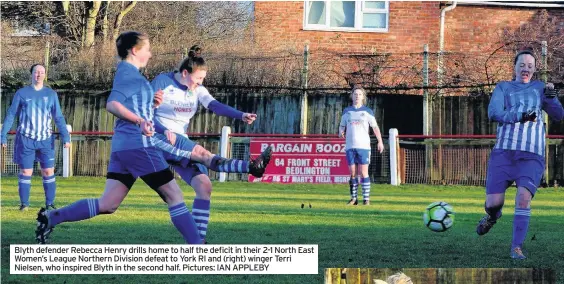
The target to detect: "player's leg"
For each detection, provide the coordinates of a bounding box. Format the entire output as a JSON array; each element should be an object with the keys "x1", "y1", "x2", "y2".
[
  {"x1": 175, "y1": 164, "x2": 212, "y2": 241},
  {"x1": 345, "y1": 149, "x2": 358, "y2": 205},
  {"x1": 136, "y1": 147, "x2": 202, "y2": 244},
  {"x1": 152, "y1": 133, "x2": 272, "y2": 177},
  {"x1": 357, "y1": 149, "x2": 371, "y2": 205},
  {"x1": 15, "y1": 135, "x2": 35, "y2": 211},
  {"x1": 37, "y1": 137, "x2": 57, "y2": 209},
  {"x1": 35, "y1": 152, "x2": 134, "y2": 244},
  {"x1": 477, "y1": 149, "x2": 512, "y2": 235},
  {"x1": 510, "y1": 151, "x2": 543, "y2": 259}
]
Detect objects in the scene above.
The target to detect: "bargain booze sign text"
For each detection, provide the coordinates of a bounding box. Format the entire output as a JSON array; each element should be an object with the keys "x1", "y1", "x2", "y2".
[{"x1": 248, "y1": 139, "x2": 350, "y2": 183}]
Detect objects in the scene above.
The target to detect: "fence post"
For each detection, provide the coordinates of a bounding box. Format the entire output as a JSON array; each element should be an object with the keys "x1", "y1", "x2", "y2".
[
  {"x1": 389, "y1": 128, "x2": 399, "y2": 186},
  {"x1": 219, "y1": 126, "x2": 231, "y2": 182},
  {"x1": 541, "y1": 41, "x2": 549, "y2": 184},
  {"x1": 300, "y1": 44, "x2": 309, "y2": 135},
  {"x1": 44, "y1": 41, "x2": 50, "y2": 81},
  {"x1": 423, "y1": 44, "x2": 429, "y2": 135},
  {"x1": 423, "y1": 44, "x2": 433, "y2": 185},
  {"x1": 62, "y1": 125, "x2": 72, "y2": 178}
]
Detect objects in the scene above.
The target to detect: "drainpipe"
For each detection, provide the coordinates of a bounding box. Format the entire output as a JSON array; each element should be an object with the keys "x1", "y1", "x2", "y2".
[
  {"x1": 436, "y1": 1, "x2": 456, "y2": 171},
  {"x1": 438, "y1": 1, "x2": 457, "y2": 88}
]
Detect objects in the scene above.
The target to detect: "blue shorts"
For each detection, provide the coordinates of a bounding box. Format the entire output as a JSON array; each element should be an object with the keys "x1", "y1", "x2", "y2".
[
  {"x1": 345, "y1": 148, "x2": 371, "y2": 165},
  {"x1": 174, "y1": 163, "x2": 209, "y2": 185},
  {"x1": 152, "y1": 133, "x2": 208, "y2": 183},
  {"x1": 107, "y1": 147, "x2": 169, "y2": 178},
  {"x1": 486, "y1": 149, "x2": 545, "y2": 196},
  {"x1": 14, "y1": 134, "x2": 55, "y2": 169},
  {"x1": 152, "y1": 133, "x2": 197, "y2": 167}
]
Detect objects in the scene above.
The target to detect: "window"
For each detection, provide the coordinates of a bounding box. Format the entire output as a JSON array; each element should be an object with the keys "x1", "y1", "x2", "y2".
[{"x1": 304, "y1": 1, "x2": 389, "y2": 32}]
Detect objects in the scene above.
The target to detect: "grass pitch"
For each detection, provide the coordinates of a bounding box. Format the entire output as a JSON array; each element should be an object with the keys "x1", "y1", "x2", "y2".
[{"x1": 2, "y1": 177, "x2": 563, "y2": 283}]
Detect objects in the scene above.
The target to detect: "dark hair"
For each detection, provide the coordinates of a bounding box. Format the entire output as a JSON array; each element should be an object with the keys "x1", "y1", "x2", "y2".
[
  {"x1": 514, "y1": 50, "x2": 536, "y2": 66},
  {"x1": 116, "y1": 31, "x2": 148, "y2": 60},
  {"x1": 30, "y1": 64, "x2": 44, "y2": 74},
  {"x1": 178, "y1": 45, "x2": 207, "y2": 73},
  {"x1": 189, "y1": 45, "x2": 202, "y2": 57}
]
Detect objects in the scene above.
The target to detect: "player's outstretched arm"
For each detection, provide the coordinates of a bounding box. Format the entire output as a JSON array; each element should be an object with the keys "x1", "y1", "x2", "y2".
[
  {"x1": 1, "y1": 92, "x2": 22, "y2": 146},
  {"x1": 542, "y1": 83, "x2": 564, "y2": 122},
  {"x1": 207, "y1": 100, "x2": 245, "y2": 120},
  {"x1": 488, "y1": 83, "x2": 523, "y2": 124}
]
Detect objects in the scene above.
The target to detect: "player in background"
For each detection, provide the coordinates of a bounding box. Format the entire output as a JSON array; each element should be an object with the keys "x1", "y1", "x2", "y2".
[
  {"x1": 34, "y1": 31, "x2": 203, "y2": 245},
  {"x1": 150, "y1": 46, "x2": 272, "y2": 241},
  {"x1": 476, "y1": 50, "x2": 563, "y2": 259},
  {"x1": 338, "y1": 87, "x2": 384, "y2": 206},
  {"x1": 1, "y1": 64, "x2": 71, "y2": 211}
]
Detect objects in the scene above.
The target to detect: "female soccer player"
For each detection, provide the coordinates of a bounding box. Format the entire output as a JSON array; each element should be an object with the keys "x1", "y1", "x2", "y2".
[
  {"x1": 150, "y1": 46, "x2": 271, "y2": 241},
  {"x1": 338, "y1": 87, "x2": 384, "y2": 206},
  {"x1": 1, "y1": 64, "x2": 70, "y2": 211},
  {"x1": 476, "y1": 50, "x2": 563, "y2": 259},
  {"x1": 35, "y1": 31, "x2": 203, "y2": 245}
]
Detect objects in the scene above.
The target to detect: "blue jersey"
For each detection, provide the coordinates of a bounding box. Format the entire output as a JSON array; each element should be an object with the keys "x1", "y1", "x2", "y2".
[
  {"x1": 339, "y1": 106, "x2": 377, "y2": 150},
  {"x1": 107, "y1": 61, "x2": 155, "y2": 152},
  {"x1": 1, "y1": 86, "x2": 70, "y2": 144},
  {"x1": 489, "y1": 80, "x2": 564, "y2": 157}
]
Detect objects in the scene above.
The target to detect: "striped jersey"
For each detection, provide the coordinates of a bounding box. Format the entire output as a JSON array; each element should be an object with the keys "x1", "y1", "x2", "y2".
[
  {"x1": 489, "y1": 80, "x2": 559, "y2": 157},
  {"x1": 339, "y1": 105, "x2": 378, "y2": 150},
  {"x1": 1, "y1": 86, "x2": 70, "y2": 144},
  {"x1": 151, "y1": 72, "x2": 215, "y2": 137},
  {"x1": 107, "y1": 61, "x2": 155, "y2": 152}
]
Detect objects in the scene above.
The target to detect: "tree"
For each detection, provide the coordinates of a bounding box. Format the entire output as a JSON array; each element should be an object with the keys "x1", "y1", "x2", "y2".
[
  {"x1": 1, "y1": 1, "x2": 138, "y2": 49},
  {"x1": 500, "y1": 10, "x2": 564, "y2": 83},
  {"x1": 112, "y1": 1, "x2": 136, "y2": 42}
]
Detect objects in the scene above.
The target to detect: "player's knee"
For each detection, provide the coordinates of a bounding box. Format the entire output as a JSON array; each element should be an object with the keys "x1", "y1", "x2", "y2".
[
  {"x1": 191, "y1": 145, "x2": 213, "y2": 163},
  {"x1": 516, "y1": 195, "x2": 531, "y2": 209},
  {"x1": 41, "y1": 168, "x2": 54, "y2": 177},
  {"x1": 20, "y1": 169, "x2": 33, "y2": 176},
  {"x1": 192, "y1": 176, "x2": 212, "y2": 199}
]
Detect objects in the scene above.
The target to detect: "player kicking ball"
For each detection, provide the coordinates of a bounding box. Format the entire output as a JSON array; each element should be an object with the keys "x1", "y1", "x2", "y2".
[{"x1": 476, "y1": 50, "x2": 563, "y2": 259}]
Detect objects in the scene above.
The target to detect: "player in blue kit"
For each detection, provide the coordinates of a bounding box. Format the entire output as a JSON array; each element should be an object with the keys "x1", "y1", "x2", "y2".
[
  {"x1": 476, "y1": 50, "x2": 563, "y2": 259},
  {"x1": 150, "y1": 46, "x2": 272, "y2": 241},
  {"x1": 339, "y1": 87, "x2": 384, "y2": 206},
  {"x1": 34, "y1": 31, "x2": 203, "y2": 245},
  {"x1": 1, "y1": 64, "x2": 71, "y2": 211}
]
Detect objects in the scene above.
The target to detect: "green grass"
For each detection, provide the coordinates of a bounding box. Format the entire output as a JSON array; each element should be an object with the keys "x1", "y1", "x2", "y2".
[{"x1": 2, "y1": 177, "x2": 564, "y2": 284}]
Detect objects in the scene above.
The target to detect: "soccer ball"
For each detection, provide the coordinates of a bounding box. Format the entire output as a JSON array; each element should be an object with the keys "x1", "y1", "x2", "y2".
[{"x1": 423, "y1": 201, "x2": 455, "y2": 232}]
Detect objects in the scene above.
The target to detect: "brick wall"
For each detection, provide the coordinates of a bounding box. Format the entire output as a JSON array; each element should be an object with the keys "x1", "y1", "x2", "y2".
[
  {"x1": 254, "y1": 2, "x2": 563, "y2": 54},
  {"x1": 254, "y1": 1, "x2": 441, "y2": 53}
]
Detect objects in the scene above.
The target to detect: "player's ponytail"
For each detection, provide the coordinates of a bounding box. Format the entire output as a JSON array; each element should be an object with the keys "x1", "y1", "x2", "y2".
[{"x1": 178, "y1": 45, "x2": 207, "y2": 74}]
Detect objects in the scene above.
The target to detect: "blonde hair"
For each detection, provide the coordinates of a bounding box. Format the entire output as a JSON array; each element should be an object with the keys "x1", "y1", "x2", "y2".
[
  {"x1": 387, "y1": 272, "x2": 412, "y2": 284},
  {"x1": 350, "y1": 87, "x2": 367, "y2": 105}
]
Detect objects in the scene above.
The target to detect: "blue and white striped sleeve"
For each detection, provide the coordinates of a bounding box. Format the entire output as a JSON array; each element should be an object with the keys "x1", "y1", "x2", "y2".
[{"x1": 488, "y1": 83, "x2": 521, "y2": 124}]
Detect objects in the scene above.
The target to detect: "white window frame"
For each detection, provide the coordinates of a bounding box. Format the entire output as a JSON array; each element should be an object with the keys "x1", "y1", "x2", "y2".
[{"x1": 303, "y1": 1, "x2": 389, "y2": 33}]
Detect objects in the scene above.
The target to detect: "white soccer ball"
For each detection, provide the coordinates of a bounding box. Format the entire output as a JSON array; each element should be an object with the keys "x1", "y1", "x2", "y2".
[{"x1": 423, "y1": 201, "x2": 455, "y2": 232}]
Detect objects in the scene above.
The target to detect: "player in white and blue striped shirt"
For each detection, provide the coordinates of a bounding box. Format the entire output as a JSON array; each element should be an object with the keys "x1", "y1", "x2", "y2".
[
  {"x1": 339, "y1": 87, "x2": 384, "y2": 206},
  {"x1": 1, "y1": 64, "x2": 70, "y2": 211},
  {"x1": 476, "y1": 51, "x2": 564, "y2": 259}
]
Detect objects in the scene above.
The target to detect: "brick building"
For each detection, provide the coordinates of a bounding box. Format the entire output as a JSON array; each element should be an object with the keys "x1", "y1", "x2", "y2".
[{"x1": 253, "y1": 1, "x2": 563, "y2": 54}]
